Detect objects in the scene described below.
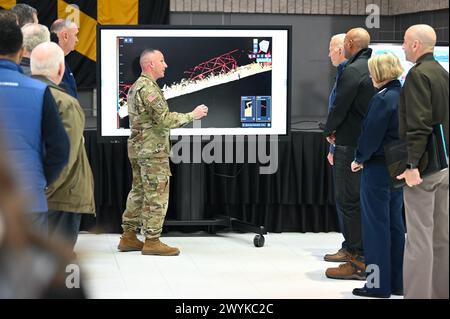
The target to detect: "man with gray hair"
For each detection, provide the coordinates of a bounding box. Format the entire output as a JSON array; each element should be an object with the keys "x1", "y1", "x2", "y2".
[
  {"x1": 50, "y1": 19, "x2": 79, "y2": 98},
  {"x1": 31, "y1": 42, "x2": 95, "y2": 252},
  {"x1": 324, "y1": 33, "x2": 349, "y2": 263},
  {"x1": 20, "y1": 23, "x2": 50, "y2": 75},
  {"x1": 10, "y1": 3, "x2": 38, "y2": 27}
]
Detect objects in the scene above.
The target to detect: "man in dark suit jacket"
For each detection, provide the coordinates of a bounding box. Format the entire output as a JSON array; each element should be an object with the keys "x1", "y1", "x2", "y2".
[
  {"x1": 397, "y1": 24, "x2": 449, "y2": 299},
  {"x1": 50, "y1": 19, "x2": 79, "y2": 99},
  {"x1": 323, "y1": 28, "x2": 376, "y2": 280}
]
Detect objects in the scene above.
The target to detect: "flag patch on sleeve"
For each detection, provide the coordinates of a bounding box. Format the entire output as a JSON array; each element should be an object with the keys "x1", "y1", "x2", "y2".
[{"x1": 147, "y1": 94, "x2": 158, "y2": 103}]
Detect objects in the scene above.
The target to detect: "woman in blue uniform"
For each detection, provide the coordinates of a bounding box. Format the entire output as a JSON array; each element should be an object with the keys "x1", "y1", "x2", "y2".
[{"x1": 350, "y1": 52, "x2": 405, "y2": 298}]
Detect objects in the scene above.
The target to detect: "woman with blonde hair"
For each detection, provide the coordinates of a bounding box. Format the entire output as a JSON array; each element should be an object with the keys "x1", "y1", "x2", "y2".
[{"x1": 350, "y1": 52, "x2": 405, "y2": 298}]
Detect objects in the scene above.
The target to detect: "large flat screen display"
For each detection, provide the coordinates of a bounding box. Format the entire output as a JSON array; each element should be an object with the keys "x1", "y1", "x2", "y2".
[{"x1": 97, "y1": 26, "x2": 291, "y2": 140}]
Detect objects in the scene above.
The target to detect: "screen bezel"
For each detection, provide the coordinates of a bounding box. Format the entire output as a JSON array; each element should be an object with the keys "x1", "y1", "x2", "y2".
[{"x1": 96, "y1": 24, "x2": 292, "y2": 143}]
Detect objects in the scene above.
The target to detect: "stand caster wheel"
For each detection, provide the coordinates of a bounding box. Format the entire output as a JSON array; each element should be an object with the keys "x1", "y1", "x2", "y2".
[{"x1": 253, "y1": 234, "x2": 265, "y2": 247}]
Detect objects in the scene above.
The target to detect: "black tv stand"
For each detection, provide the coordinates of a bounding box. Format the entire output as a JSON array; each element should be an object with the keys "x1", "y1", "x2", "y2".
[
  {"x1": 165, "y1": 159, "x2": 268, "y2": 247},
  {"x1": 164, "y1": 216, "x2": 267, "y2": 247}
]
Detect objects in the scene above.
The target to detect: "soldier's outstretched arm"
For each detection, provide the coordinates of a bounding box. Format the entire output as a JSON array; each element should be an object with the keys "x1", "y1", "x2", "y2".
[{"x1": 140, "y1": 89, "x2": 194, "y2": 129}]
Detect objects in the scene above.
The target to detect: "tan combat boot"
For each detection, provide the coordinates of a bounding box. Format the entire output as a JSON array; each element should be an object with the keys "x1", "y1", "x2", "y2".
[
  {"x1": 141, "y1": 238, "x2": 180, "y2": 256},
  {"x1": 117, "y1": 231, "x2": 144, "y2": 252}
]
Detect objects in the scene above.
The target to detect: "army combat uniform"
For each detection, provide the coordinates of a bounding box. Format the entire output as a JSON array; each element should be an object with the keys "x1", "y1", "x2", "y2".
[{"x1": 121, "y1": 73, "x2": 193, "y2": 239}]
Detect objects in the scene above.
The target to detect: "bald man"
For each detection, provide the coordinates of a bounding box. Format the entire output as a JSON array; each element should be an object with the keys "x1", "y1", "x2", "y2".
[
  {"x1": 398, "y1": 24, "x2": 449, "y2": 299},
  {"x1": 343, "y1": 28, "x2": 371, "y2": 59},
  {"x1": 324, "y1": 27, "x2": 376, "y2": 280},
  {"x1": 31, "y1": 42, "x2": 95, "y2": 252}
]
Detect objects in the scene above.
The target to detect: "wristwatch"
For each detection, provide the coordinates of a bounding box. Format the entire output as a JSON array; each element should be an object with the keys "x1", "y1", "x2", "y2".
[{"x1": 406, "y1": 163, "x2": 418, "y2": 169}]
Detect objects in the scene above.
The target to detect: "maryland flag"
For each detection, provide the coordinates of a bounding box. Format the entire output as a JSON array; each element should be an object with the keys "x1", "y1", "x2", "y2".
[{"x1": 0, "y1": 0, "x2": 169, "y2": 88}]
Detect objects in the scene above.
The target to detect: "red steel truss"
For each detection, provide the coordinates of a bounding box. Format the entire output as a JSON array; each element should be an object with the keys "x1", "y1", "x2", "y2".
[{"x1": 184, "y1": 49, "x2": 239, "y2": 81}]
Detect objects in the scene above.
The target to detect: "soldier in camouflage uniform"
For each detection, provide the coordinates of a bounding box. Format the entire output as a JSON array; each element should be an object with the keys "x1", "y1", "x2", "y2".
[{"x1": 118, "y1": 49, "x2": 208, "y2": 256}]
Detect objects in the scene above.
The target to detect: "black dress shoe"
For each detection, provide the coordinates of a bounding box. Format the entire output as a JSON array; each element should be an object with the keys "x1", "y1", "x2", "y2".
[
  {"x1": 391, "y1": 289, "x2": 403, "y2": 296},
  {"x1": 352, "y1": 287, "x2": 390, "y2": 298}
]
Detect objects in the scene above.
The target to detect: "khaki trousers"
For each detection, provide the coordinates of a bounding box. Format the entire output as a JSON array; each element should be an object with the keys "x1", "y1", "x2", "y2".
[{"x1": 403, "y1": 169, "x2": 449, "y2": 299}]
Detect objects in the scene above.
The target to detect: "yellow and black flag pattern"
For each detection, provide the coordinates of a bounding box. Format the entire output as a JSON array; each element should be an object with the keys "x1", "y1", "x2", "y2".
[{"x1": 0, "y1": 0, "x2": 169, "y2": 88}]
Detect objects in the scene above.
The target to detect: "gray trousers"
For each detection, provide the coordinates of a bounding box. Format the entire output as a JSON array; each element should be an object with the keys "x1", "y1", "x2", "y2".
[{"x1": 403, "y1": 169, "x2": 449, "y2": 299}]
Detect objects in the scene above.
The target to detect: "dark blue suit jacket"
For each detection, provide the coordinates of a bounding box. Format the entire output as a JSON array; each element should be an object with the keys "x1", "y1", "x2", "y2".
[
  {"x1": 61, "y1": 61, "x2": 78, "y2": 99},
  {"x1": 355, "y1": 80, "x2": 402, "y2": 164}
]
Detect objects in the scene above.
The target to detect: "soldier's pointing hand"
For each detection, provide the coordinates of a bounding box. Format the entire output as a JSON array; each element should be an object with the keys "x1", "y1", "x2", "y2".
[{"x1": 192, "y1": 104, "x2": 208, "y2": 120}]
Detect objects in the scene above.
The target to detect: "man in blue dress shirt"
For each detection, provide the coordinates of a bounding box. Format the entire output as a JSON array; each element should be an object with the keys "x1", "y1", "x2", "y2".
[{"x1": 324, "y1": 34, "x2": 349, "y2": 263}]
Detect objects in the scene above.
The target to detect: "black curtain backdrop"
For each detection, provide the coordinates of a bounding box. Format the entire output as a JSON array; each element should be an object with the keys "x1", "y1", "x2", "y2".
[{"x1": 81, "y1": 131, "x2": 339, "y2": 234}]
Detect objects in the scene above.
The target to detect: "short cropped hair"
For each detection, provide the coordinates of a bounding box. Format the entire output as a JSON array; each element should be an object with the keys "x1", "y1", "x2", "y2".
[
  {"x1": 368, "y1": 52, "x2": 404, "y2": 84},
  {"x1": 0, "y1": 11, "x2": 23, "y2": 55},
  {"x1": 10, "y1": 3, "x2": 37, "y2": 28},
  {"x1": 30, "y1": 42, "x2": 65, "y2": 78},
  {"x1": 330, "y1": 33, "x2": 346, "y2": 49},
  {"x1": 21, "y1": 23, "x2": 50, "y2": 53},
  {"x1": 139, "y1": 48, "x2": 158, "y2": 67},
  {"x1": 50, "y1": 18, "x2": 76, "y2": 33}
]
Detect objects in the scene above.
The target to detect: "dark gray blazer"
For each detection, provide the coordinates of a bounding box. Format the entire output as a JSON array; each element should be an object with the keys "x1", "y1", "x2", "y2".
[{"x1": 399, "y1": 52, "x2": 449, "y2": 166}]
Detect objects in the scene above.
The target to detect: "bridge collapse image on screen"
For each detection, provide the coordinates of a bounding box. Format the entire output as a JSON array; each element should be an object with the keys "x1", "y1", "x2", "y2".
[{"x1": 117, "y1": 36, "x2": 272, "y2": 129}]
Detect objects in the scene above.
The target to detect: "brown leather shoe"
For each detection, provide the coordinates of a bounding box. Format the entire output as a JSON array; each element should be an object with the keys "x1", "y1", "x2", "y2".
[
  {"x1": 349, "y1": 255, "x2": 365, "y2": 272},
  {"x1": 118, "y1": 231, "x2": 144, "y2": 252},
  {"x1": 325, "y1": 260, "x2": 366, "y2": 280},
  {"x1": 324, "y1": 248, "x2": 349, "y2": 262},
  {"x1": 141, "y1": 238, "x2": 180, "y2": 256}
]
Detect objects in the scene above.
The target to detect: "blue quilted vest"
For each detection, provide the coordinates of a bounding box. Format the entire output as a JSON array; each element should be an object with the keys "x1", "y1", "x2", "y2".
[{"x1": 0, "y1": 59, "x2": 48, "y2": 213}]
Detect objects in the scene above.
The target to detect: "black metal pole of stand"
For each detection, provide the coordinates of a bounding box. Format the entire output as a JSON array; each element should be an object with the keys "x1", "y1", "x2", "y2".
[{"x1": 164, "y1": 161, "x2": 267, "y2": 247}]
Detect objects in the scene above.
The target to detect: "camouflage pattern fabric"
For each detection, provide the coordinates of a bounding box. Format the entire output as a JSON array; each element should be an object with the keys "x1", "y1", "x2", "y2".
[
  {"x1": 127, "y1": 74, "x2": 193, "y2": 163},
  {"x1": 121, "y1": 74, "x2": 193, "y2": 238},
  {"x1": 122, "y1": 158, "x2": 170, "y2": 239}
]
